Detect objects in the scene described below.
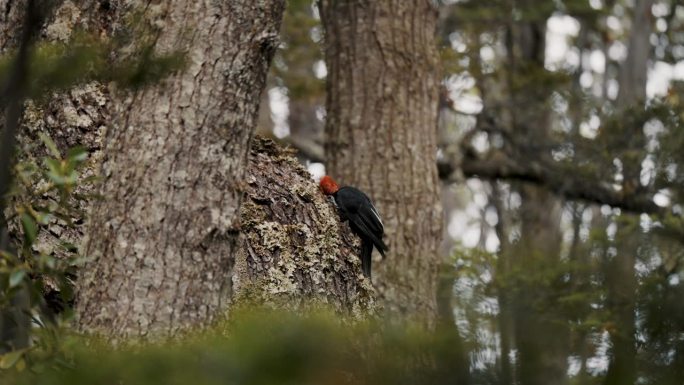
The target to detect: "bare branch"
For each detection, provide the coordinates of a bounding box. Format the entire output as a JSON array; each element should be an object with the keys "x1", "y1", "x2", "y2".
[{"x1": 458, "y1": 151, "x2": 663, "y2": 215}]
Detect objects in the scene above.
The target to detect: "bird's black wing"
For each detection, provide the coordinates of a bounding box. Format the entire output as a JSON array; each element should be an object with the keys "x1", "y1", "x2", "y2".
[
  {"x1": 335, "y1": 187, "x2": 388, "y2": 256},
  {"x1": 354, "y1": 217, "x2": 388, "y2": 258}
]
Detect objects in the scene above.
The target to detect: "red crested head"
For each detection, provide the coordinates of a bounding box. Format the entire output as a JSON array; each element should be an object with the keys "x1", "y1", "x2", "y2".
[{"x1": 319, "y1": 175, "x2": 339, "y2": 195}]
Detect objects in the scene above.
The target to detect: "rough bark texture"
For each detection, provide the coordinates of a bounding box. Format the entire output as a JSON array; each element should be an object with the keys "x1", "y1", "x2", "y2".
[
  {"x1": 1, "y1": 0, "x2": 112, "y2": 262},
  {"x1": 234, "y1": 137, "x2": 375, "y2": 314},
  {"x1": 76, "y1": 0, "x2": 286, "y2": 339},
  {"x1": 0, "y1": 1, "x2": 113, "y2": 348},
  {"x1": 319, "y1": 0, "x2": 442, "y2": 324}
]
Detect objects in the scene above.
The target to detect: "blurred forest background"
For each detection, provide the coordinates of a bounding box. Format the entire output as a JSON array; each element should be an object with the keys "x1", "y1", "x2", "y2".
[
  {"x1": 260, "y1": 0, "x2": 684, "y2": 383},
  {"x1": 0, "y1": 0, "x2": 683, "y2": 384}
]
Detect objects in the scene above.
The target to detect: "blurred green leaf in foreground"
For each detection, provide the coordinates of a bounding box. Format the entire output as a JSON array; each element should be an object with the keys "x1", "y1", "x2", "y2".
[{"x1": 3, "y1": 307, "x2": 469, "y2": 385}]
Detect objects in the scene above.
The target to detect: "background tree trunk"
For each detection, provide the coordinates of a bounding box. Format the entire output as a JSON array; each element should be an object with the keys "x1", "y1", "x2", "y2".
[
  {"x1": 76, "y1": 0, "x2": 286, "y2": 339},
  {"x1": 509, "y1": 17, "x2": 570, "y2": 385},
  {"x1": 605, "y1": 1, "x2": 653, "y2": 383},
  {"x1": 318, "y1": 0, "x2": 443, "y2": 324},
  {"x1": 479, "y1": 7, "x2": 569, "y2": 384}
]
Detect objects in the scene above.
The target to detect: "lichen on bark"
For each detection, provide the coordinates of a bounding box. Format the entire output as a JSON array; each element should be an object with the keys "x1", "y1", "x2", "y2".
[
  {"x1": 2, "y1": 0, "x2": 375, "y2": 339},
  {"x1": 0, "y1": 0, "x2": 113, "y2": 297},
  {"x1": 234, "y1": 137, "x2": 375, "y2": 317},
  {"x1": 76, "y1": 0, "x2": 288, "y2": 339}
]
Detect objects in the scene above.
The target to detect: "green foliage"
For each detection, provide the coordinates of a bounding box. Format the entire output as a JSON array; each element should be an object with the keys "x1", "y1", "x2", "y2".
[
  {"x1": 0, "y1": 3, "x2": 188, "y2": 368},
  {"x1": 0, "y1": 31, "x2": 186, "y2": 100},
  {"x1": 2, "y1": 308, "x2": 468, "y2": 385},
  {"x1": 0, "y1": 133, "x2": 93, "y2": 369}
]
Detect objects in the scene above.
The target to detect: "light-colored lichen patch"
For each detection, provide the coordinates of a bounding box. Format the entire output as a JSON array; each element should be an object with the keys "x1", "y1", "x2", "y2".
[{"x1": 45, "y1": 1, "x2": 81, "y2": 42}]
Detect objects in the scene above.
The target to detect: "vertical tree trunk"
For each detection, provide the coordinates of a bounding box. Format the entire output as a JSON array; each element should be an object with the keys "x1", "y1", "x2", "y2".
[
  {"x1": 503, "y1": 12, "x2": 569, "y2": 385},
  {"x1": 604, "y1": 220, "x2": 638, "y2": 385},
  {"x1": 512, "y1": 188, "x2": 566, "y2": 385},
  {"x1": 318, "y1": 0, "x2": 442, "y2": 324},
  {"x1": 605, "y1": 1, "x2": 653, "y2": 383},
  {"x1": 77, "y1": 0, "x2": 286, "y2": 339},
  {"x1": 616, "y1": 0, "x2": 652, "y2": 107}
]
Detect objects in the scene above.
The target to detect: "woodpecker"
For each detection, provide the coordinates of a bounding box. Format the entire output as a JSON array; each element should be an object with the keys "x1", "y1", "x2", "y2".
[{"x1": 319, "y1": 175, "x2": 388, "y2": 278}]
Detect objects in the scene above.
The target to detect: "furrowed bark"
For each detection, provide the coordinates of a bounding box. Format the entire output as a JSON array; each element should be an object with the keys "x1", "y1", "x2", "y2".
[
  {"x1": 76, "y1": 0, "x2": 286, "y2": 339},
  {"x1": 0, "y1": 0, "x2": 97, "y2": 350},
  {"x1": 0, "y1": 0, "x2": 113, "y2": 281},
  {"x1": 235, "y1": 137, "x2": 375, "y2": 315},
  {"x1": 0, "y1": 0, "x2": 41, "y2": 354},
  {"x1": 319, "y1": 0, "x2": 443, "y2": 325}
]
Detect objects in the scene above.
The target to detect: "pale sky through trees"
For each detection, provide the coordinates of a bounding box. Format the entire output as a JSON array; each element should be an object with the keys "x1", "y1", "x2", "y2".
[
  {"x1": 267, "y1": 6, "x2": 684, "y2": 254},
  {"x1": 268, "y1": 4, "x2": 684, "y2": 252},
  {"x1": 446, "y1": 9, "x2": 683, "y2": 252},
  {"x1": 4, "y1": 0, "x2": 684, "y2": 382}
]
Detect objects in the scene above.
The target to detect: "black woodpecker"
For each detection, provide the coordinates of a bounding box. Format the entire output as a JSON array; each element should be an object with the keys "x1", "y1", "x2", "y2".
[{"x1": 320, "y1": 175, "x2": 388, "y2": 277}]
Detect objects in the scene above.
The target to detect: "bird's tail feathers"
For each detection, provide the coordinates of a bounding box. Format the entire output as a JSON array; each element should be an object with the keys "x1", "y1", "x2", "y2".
[
  {"x1": 376, "y1": 238, "x2": 388, "y2": 259},
  {"x1": 361, "y1": 239, "x2": 373, "y2": 278}
]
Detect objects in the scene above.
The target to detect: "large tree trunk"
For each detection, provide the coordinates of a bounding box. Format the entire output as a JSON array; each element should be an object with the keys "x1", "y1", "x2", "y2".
[
  {"x1": 76, "y1": 0, "x2": 286, "y2": 339},
  {"x1": 318, "y1": 0, "x2": 443, "y2": 324}
]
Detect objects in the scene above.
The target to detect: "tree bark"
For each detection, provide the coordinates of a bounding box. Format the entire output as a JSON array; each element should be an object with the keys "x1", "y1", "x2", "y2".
[
  {"x1": 76, "y1": 0, "x2": 286, "y2": 339},
  {"x1": 318, "y1": 0, "x2": 443, "y2": 324},
  {"x1": 616, "y1": 0, "x2": 652, "y2": 107},
  {"x1": 0, "y1": 0, "x2": 40, "y2": 353},
  {"x1": 0, "y1": 0, "x2": 113, "y2": 350},
  {"x1": 0, "y1": 0, "x2": 113, "y2": 269},
  {"x1": 234, "y1": 137, "x2": 375, "y2": 314}
]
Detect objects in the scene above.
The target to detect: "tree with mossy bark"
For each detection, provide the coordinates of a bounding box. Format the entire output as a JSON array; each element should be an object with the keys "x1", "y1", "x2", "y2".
[{"x1": 0, "y1": 0, "x2": 376, "y2": 356}]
